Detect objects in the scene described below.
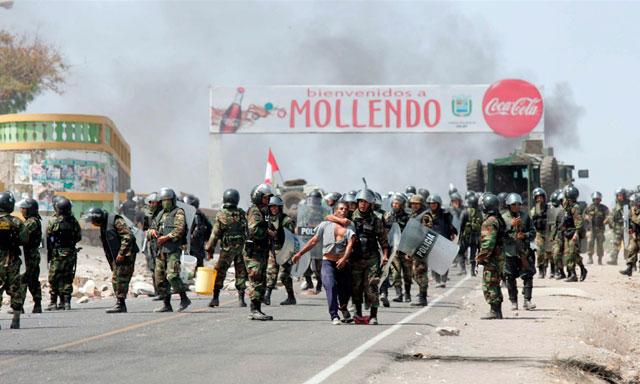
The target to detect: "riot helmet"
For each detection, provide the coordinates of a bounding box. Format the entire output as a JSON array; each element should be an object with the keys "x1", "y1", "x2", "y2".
[
  {"x1": 269, "y1": 196, "x2": 284, "y2": 207},
  {"x1": 183, "y1": 194, "x2": 200, "y2": 209},
  {"x1": 223, "y1": 189, "x2": 240, "y2": 207},
  {"x1": 252, "y1": 184, "x2": 274, "y2": 205},
  {"x1": 532, "y1": 187, "x2": 546, "y2": 201},
  {"x1": 481, "y1": 193, "x2": 500, "y2": 214},
  {"x1": 0, "y1": 191, "x2": 16, "y2": 213},
  {"x1": 125, "y1": 189, "x2": 135, "y2": 200},
  {"x1": 307, "y1": 190, "x2": 323, "y2": 206},
  {"x1": 144, "y1": 192, "x2": 160, "y2": 205},
  {"x1": 591, "y1": 191, "x2": 602, "y2": 202},
  {"x1": 405, "y1": 185, "x2": 417, "y2": 195},
  {"x1": 426, "y1": 194, "x2": 442, "y2": 206},
  {"x1": 497, "y1": 192, "x2": 508, "y2": 209},
  {"x1": 505, "y1": 193, "x2": 523, "y2": 206},
  {"x1": 16, "y1": 198, "x2": 39, "y2": 218},
  {"x1": 355, "y1": 189, "x2": 375, "y2": 204},
  {"x1": 564, "y1": 185, "x2": 579, "y2": 201},
  {"x1": 159, "y1": 188, "x2": 177, "y2": 205},
  {"x1": 417, "y1": 188, "x2": 430, "y2": 200},
  {"x1": 84, "y1": 207, "x2": 107, "y2": 226},
  {"x1": 55, "y1": 197, "x2": 72, "y2": 215},
  {"x1": 466, "y1": 194, "x2": 479, "y2": 209}
]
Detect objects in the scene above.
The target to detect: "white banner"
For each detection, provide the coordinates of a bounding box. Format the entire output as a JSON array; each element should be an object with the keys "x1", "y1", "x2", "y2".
[{"x1": 210, "y1": 80, "x2": 545, "y2": 137}]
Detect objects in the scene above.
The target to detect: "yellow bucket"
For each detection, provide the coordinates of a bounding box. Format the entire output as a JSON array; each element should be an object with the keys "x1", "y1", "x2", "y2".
[{"x1": 195, "y1": 267, "x2": 217, "y2": 295}]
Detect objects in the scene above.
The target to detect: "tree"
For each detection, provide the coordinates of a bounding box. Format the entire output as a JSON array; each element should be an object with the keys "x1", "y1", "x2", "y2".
[{"x1": 0, "y1": 30, "x2": 67, "y2": 114}]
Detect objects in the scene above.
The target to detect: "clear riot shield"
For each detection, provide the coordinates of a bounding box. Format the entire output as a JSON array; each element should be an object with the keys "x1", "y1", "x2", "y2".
[
  {"x1": 291, "y1": 251, "x2": 311, "y2": 278},
  {"x1": 382, "y1": 197, "x2": 392, "y2": 213},
  {"x1": 296, "y1": 201, "x2": 330, "y2": 260},
  {"x1": 449, "y1": 207, "x2": 463, "y2": 235},
  {"x1": 176, "y1": 201, "x2": 197, "y2": 251},
  {"x1": 380, "y1": 222, "x2": 401, "y2": 282},
  {"x1": 397, "y1": 217, "x2": 428, "y2": 256},
  {"x1": 545, "y1": 205, "x2": 560, "y2": 251},
  {"x1": 276, "y1": 228, "x2": 300, "y2": 266},
  {"x1": 121, "y1": 215, "x2": 144, "y2": 252}
]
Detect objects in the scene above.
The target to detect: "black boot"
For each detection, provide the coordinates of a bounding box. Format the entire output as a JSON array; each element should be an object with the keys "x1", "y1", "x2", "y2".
[
  {"x1": 303, "y1": 275, "x2": 313, "y2": 290},
  {"x1": 481, "y1": 303, "x2": 502, "y2": 320},
  {"x1": 555, "y1": 268, "x2": 567, "y2": 280},
  {"x1": 280, "y1": 287, "x2": 296, "y2": 305},
  {"x1": 404, "y1": 284, "x2": 412, "y2": 302},
  {"x1": 155, "y1": 296, "x2": 173, "y2": 312},
  {"x1": 355, "y1": 303, "x2": 363, "y2": 317},
  {"x1": 32, "y1": 299, "x2": 42, "y2": 314},
  {"x1": 263, "y1": 288, "x2": 272, "y2": 305},
  {"x1": 470, "y1": 261, "x2": 477, "y2": 277},
  {"x1": 238, "y1": 289, "x2": 247, "y2": 307},
  {"x1": 411, "y1": 290, "x2": 428, "y2": 306},
  {"x1": 46, "y1": 294, "x2": 58, "y2": 311},
  {"x1": 209, "y1": 289, "x2": 220, "y2": 307},
  {"x1": 392, "y1": 286, "x2": 403, "y2": 302},
  {"x1": 10, "y1": 311, "x2": 20, "y2": 329},
  {"x1": 380, "y1": 289, "x2": 390, "y2": 308},
  {"x1": 106, "y1": 298, "x2": 127, "y2": 313},
  {"x1": 249, "y1": 300, "x2": 272, "y2": 321},
  {"x1": 564, "y1": 268, "x2": 578, "y2": 282},
  {"x1": 620, "y1": 264, "x2": 633, "y2": 276},
  {"x1": 538, "y1": 266, "x2": 545, "y2": 279},
  {"x1": 549, "y1": 263, "x2": 556, "y2": 279},
  {"x1": 579, "y1": 263, "x2": 588, "y2": 282},
  {"x1": 62, "y1": 295, "x2": 71, "y2": 310},
  {"x1": 57, "y1": 294, "x2": 65, "y2": 310},
  {"x1": 178, "y1": 292, "x2": 191, "y2": 312}
]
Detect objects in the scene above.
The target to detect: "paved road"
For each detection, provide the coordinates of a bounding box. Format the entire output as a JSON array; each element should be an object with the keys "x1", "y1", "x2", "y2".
[{"x1": 0, "y1": 273, "x2": 476, "y2": 384}]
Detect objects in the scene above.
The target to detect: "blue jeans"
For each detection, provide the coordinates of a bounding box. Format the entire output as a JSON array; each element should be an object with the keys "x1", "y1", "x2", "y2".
[{"x1": 321, "y1": 260, "x2": 352, "y2": 320}]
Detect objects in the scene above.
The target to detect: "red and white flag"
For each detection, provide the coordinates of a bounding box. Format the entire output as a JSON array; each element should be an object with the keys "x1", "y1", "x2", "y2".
[{"x1": 264, "y1": 148, "x2": 280, "y2": 185}]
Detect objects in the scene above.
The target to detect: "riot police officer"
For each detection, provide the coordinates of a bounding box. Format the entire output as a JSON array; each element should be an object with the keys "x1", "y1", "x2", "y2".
[
  {"x1": 0, "y1": 192, "x2": 26, "y2": 328},
  {"x1": 85, "y1": 207, "x2": 139, "y2": 313},
  {"x1": 16, "y1": 198, "x2": 43, "y2": 313}
]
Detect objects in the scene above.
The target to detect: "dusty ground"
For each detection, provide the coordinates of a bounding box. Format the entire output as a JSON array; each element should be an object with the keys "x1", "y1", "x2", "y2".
[{"x1": 369, "y1": 259, "x2": 640, "y2": 384}]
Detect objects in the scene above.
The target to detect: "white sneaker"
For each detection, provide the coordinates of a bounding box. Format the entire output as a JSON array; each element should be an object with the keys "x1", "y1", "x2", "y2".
[
  {"x1": 332, "y1": 318, "x2": 341, "y2": 325},
  {"x1": 369, "y1": 317, "x2": 378, "y2": 325}
]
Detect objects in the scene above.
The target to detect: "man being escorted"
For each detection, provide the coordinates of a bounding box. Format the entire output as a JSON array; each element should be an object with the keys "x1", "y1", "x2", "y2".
[
  {"x1": 0, "y1": 192, "x2": 26, "y2": 328},
  {"x1": 16, "y1": 198, "x2": 43, "y2": 313},
  {"x1": 502, "y1": 193, "x2": 536, "y2": 310},
  {"x1": 46, "y1": 197, "x2": 81, "y2": 311},
  {"x1": 85, "y1": 208, "x2": 139, "y2": 313},
  {"x1": 149, "y1": 188, "x2": 191, "y2": 312},
  {"x1": 620, "y1": 193, "x2": 640, "y2": 276},
  {"x1": 293, "y1": 201, "x2": 355, "y2": 324},
  {"x1": 205, "y1": 189, "x2": 249, "y2": 308},
  {"x1": 584, "y1": 192, "x2": 609, "y2": 265},
  {"x1": 264, "y1": 196, "x2": 297, "y2": 306},
  {"x1": 476, "y1": 193, "x2": 506, "y2": 320}
]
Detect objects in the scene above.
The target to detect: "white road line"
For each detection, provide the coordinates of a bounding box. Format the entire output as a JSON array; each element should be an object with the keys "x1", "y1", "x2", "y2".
[{"x1": 303, "y1": 275, "x2": 472, "y2": 384}]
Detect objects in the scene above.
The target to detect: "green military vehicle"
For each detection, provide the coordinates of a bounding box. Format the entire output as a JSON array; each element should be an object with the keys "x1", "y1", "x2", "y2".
[{"x1": 466, "y1": 139, "x2": 589, "y2": 206}]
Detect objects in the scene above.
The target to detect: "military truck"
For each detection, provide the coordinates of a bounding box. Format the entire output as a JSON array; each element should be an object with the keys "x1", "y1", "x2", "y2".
[
  {"x1": 276, "y1": 179, "x2": 323, "y2": 217},
  {"x1": 466, "y1": 139, "x2": 589, "y2": 206}
]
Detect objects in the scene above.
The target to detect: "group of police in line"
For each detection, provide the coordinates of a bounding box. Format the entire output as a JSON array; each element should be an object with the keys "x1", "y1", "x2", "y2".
[{"x1": 1, "y1": 181, "x2": 639, "y2": 327}]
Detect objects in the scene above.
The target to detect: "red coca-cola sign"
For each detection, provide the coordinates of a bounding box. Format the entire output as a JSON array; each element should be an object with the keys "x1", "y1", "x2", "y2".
[{"x1": 482, "y1": 79, "x2": 543, "y2": 137}]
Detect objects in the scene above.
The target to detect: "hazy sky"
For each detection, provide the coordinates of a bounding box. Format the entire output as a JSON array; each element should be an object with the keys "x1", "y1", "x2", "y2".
[{"x1": 2, "y1": 1, "x2": 639, "y2": 207}]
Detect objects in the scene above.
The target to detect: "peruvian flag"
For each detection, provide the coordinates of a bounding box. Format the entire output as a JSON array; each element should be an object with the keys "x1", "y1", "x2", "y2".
[{"x1": 264, "y1": 148, "x2": 280, "y2": 185}]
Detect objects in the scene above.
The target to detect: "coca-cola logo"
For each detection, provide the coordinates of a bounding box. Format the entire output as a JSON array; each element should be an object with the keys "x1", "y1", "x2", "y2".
[{"x1": 482, "y1": 79, "x2": 543, "y2": 137}]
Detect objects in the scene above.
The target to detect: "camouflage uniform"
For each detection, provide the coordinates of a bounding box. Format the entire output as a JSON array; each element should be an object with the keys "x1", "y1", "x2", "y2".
[
  {"x1": 458, "y1": 206, "x2": 483, "y2": 274},
  {"x1": 475, "y1": 214, "x2": 506, "y2": 307},
  {"x1": 584, "y1": 202, "x2": 609, "y2": 264},
  {"x1": 408, "y1": 208, "x2": 429, "y2": 295},
  {"x1": 549, "y1": 205, "x2": 565, "y2": 279},
  {"x1": 154, "y1": 206, "x2": 187, "y2": 297},
  {"x1": 383, "y1": 209, "x2": 411, "y2": 297},
  {"x1": 560, "y1": 200, "x2": 585, "y2": 280},
  {"x1": 205, "y1": 206, "x2": 248, "y2": 293},
  {"x1": 143, "y1": 205, "x2": 161, "y2": 289},
  {"x1": 0, "y1": 212, "x2": 26, "y2": 312},
  {"x1": 351, "y1": 208, "x2": 388, "y2": 311},
  {"x1": 607, "y1": 202, "x2": 627, "y2": 264},
  {"x1": 100, "y1": 215, "x2": 138, "y2": 300},
  {"x1": 47, "y1": 213, "x2": 82, "y2": 299},
  {"x1": 19, "y1": 215, "x2": 42, "y2": 305},
  {"x1": 623, "y1": 207, "x2": 640, "y2": 268},
  {"x1": 266, "y1": 213, "x2": 295, "y2": 290},
  {"x1": 530, "y1": 202, "x2": 550, "y2": 273},
  {"x1": 244, "y1": 204, "x2": 270, "y2": 302},
  {"x1": 502, "y1": 208, "x2": 535, "y2": 307}
]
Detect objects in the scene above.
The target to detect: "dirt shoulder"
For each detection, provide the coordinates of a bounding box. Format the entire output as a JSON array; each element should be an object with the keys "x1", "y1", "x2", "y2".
[{"x1": 370, "y1": 261, "x2": 640, "y2": 384}]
